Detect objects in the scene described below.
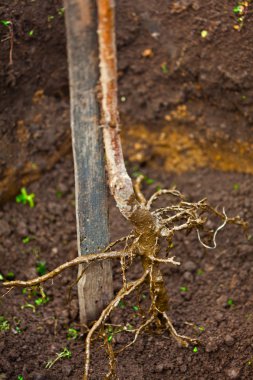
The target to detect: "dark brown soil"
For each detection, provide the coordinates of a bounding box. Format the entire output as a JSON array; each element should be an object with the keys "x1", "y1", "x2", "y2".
[{"x1": 0, "y1": 1, "x2": 253, "y2": 380}]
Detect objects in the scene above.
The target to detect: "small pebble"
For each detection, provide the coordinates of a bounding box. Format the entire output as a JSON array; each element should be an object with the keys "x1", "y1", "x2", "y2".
[
  {"x1": 224, "y1": 335, "x2": 235, "y2": 347},
  {"x1": 225, "y1": 367, "x2": 240, "y2": 379},
  {"x1": 205, "y1": 339, "x2": 218, "y2": 353},
  {"x1": 155, "y1": 364, "x2": 164, "y2": 373}
]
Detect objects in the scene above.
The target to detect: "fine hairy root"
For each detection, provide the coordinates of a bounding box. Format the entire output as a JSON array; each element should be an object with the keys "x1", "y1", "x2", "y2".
[{"x1": 2, "y1": 183, "x2": 246, "y2": 380}]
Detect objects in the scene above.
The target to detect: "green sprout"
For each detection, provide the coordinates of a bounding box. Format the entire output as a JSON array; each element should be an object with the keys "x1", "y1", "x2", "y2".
[
  {"x1": 227, "y1": 298, "x2": 234, "y2": 307},
  {"x1": 15, "y1": 326, "x2": 22, "y2": 334},
  {"x1": 67, "y1": 328, "x2": 79, "y2": 340},
  {"x1": 17, "y1": 376, "x2": 24, "y2": 380},
  {"x1": 6, "y1": 272, "x2": 15, "y2": 280},
  {"x1": 198, "y1": 326, "x2": 205, "y2": 332},
  {"x1": 16, "y1": 188, "x2": 35, "y2": 208},
  {"x1": 22, "y1": 236, "x2": 30, "y2": 244},
  {"x1": 132, "y1": 305, "x2": 139, "y2": 312},
  {"x1": 161, "y1": 62, "x2": 168, "y2": 74},
  {"x1": 36, "y1": 261, "x2": 47, "y2": 276},
  {"x1": 28, "y1": 30, "x2": 34, "y2": 37},
  {"x1": 0, "y1": 316, "x2": 10, "y2": 331},
  {"x1": 0, "y1": 20, "x2": 12, "y2": 27},
  {"x1": 0, "y1": 273, "x2": 4, "y2": 281},
  {"x1": 34, "y1": 296, "x2": 49, "y2": 306},
  {"x1": 180, "y1": 286, "x2": 188, "y2": 293},
  {"x1": 45, "y1": 347, "x2": 72, "y2": 369},
  {"x1": 233, "y1": 5, "x2": 244, "y2": 14},
  {"x1": 193, "y1": 346, "x2": 198, "y2": 353}
]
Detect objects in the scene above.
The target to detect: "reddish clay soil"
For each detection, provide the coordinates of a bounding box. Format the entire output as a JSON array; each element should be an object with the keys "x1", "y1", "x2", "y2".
[{"x1": 0, "y1": 1, "x2": 253, "y2": 380}]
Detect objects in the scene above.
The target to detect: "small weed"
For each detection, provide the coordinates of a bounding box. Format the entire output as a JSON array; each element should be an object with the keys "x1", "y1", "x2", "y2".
[
  {"x1": 0, "y1": 316, "x2": 10, "y2": 331},
  {"x1": 6, "y1": 272, "x2": 15, "y2": 280},
  {"x1": 0, "y1": 20, "x2": 14, "y2": 66},
  {"x1": 0, "y1": 20, "x2": 12, "y2": 27},
  {"x1": 36, "y1": 261, "x2": 47, "y2": 276},
  {"x1": 16, "y1": 188, "x2": 35, "y2": 208},
  {"x1": 0, "y1": 273, "x2": 4, "y2": 281},
  {"x1": 14, "y1": 326, "x2": 22, "y2": 334},
  {"x1": 132, "y1": 305, "x2": 139, "y2": 312},
  {"x1": 22, "y1": 236, "x2": 30, "y2": 244},
  {"x1": 227, "y1": 298, "x2": 234, "y2": 307},
  {"x1": 45, "y1": 347, "x2": 71, "y2": 369},
  {"x1": 67, "y1": 328, "x2": 79, "y2": 340},
  {"x1": 35, "y1": 296, "x2": 49, "y2": 306},
  {"x1": 193, "y1": 346, "x2": 198, "y2": 353},
  {"x1": 17, "y1": 376, "x2": 24, "y2": 380},
  {"x1": 180, "y1": 286, "x2": 188, "y2": 293},
  {"x1": 161, "y1": 62, "x2": 168, "y2": 74},
  {"x1": 233, "y1": 1, "x2": 251, "y2": 30},
  {"x1": 198, "y1": 326, "x2": 205, "y2": 332},
  {"x1": 28, "y1": 30, "x2": 34, "y2": 37}
]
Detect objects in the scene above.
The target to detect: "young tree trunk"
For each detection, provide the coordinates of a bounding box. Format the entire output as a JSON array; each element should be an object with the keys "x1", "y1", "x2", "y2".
[{"x1": 64, "y1": 0, "x2": 113, "y2": 324}]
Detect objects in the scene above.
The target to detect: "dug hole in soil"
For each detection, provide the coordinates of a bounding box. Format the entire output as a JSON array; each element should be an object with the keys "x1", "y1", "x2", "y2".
[{"x1": 0, "y1": 1, "x2": 253, "y2": 379}]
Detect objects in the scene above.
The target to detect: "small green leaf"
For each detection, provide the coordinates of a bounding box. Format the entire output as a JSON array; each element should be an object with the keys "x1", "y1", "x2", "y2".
[
  {"x1": 67, "y1": 328, "x2": 79, "y2": 340},
  {"x1": 132, "y1": 305, "x2": 139, "y2": 312},
  {"x1": 227, "y1": 298, "x2": 234, "y2": 307},
  {"x1": 0, "y1": 273, "x2": 4, "y2": 281},
  {"x1": 233, "y1": 5, "x2": 244, "y2": 14},
  {"x1": 22, "y1": 236, "x2": 30, "y2": 244},
  {"x1": 145, "y1": 178, "x2": 155, "y2": 185},
  {"x1": 193, "y1": 346, "x2": 198, "y2": 353},
  {"x1": 36, "y1": 261, "x2": 47, "y2": 276},
  {"x1": 6, "y1": 272, "x2": 15, "y2": 280},
  {"x1": 48, "y1": 15, "x2": 55, "y2": 22},
  {"x1": 17, "y1": 375, "x2": 24, "y2": 380},
  {"x1": 28, "y1": 30, "x2": 34, "y2": 37},
  {"x1": 35, "y1": 297, "x2": 49, "y2": 306},
  {"x1": 198, "y1": 326, "x2": 205, "y2": 332},
  {"x1": 180, "y1": 286, "x2": 188, "y2": 293},
  {"x1": 0, "y1": 20, "x2": 12, "y2": 27},
  {"x1": 107, "y1": 334, "x2": 113, "y2": 343},
  {"x1": 0, "y1": 316, "x2": 10, "y2": 331}
]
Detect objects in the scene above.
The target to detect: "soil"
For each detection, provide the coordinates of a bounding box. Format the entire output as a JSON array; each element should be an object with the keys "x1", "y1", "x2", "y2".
[{"x1": 0, "y1": 1, "x2": 253, "y2": 380}]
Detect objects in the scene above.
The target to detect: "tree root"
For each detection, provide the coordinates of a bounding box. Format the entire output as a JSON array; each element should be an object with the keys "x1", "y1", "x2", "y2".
[{"x1": 2, "y1": 187, "x2": 247, "y2": 379}]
